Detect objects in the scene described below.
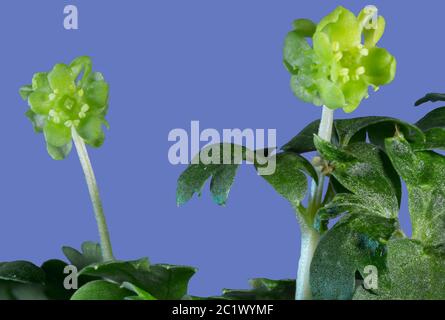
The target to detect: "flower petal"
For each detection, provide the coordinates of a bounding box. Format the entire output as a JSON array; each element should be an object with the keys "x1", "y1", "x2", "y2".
[
  {"x1": 43, "y1": 121, "x2": 71, "y2": 147},
  {"x1": 28, "y1": 90, "x2": 53, "y2": 114},
  {"x1": 83, "y1": 72, "x2": 109, "y2": 111},
  {"x1": 70, "y1": 56, "x2": 92, "y2": 83},
  {"x1": 362, "y1": 47, "x2": 396, "y2": 86},
  {"x1": 283, "y1": 31, "x2": 314, "y2": 71},
  {"x1": 46, "y1": 141, "x2": 72, "y2": 160},
  {"x1": 48, "y1": 64, "x2": 75, "y2": 94},
  {"x1": 316, "y1": 6, "x2": 361, "y2": 49},
  {"x1": 77, "y1": 116, "x2": 105, "y2": 147},
  {"x1": 317, "y1": 78, "x2": 345, "y2": 110},
  {"x1": 32, "y1": 72, "x2": 50, "y2": 91},
  {"x1": 342, "y1": 79, "x2": 369, "y2": 113}
]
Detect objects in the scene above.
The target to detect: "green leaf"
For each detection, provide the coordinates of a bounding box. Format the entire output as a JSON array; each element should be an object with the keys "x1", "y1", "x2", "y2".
[
  {"x1": 334, "y1": 116, "x2": 424, "y2": 147},
  {"x1": 79, "y1": 260, "x2": 196, "y2": 300},
  {"x1": 311, "y1": 213, "x2": 398, "y2": 300},
  {"x1": 176, "y1": 143, "x2": 249, "y2": 206},
  {"x1": 415, "y1": 93, "x2": 445, "y2": 106},
  {"x1": 282, "y1": 116, "x2": 423, "y2": 154},
  {"x1": 357, "y1": 239, "x2": 445, "y2": 299},
  {"x1": 314, "y1": 138, "x2": 400, "y2": 220},
  {"x1": 256, "y1": 152, "x2": 315, "y2": 208},
  {"x1": 62, "y1": 241, "x2": 103, "y2": 270},
  {"x1": 222, "y1": 278, "x2": 295, "y2": 300},
  {"x1": 71, "y1": 280, "x2": 132, "y2": 300},
  {"x1": 0, "y1": 261, "x2": 45, "y2": 284},
  {"x1": 40, "y1": 259, "x2": 73, "y2": 300},
  {"x1": 122, "y1": 282, "x2": 156, "y2": 300},
  {"x1": 385, "y1": 135, "x2": 445, "y2": 247},
  {"x1": 412, "y1": 107, "x2": 445, "y2": 150}
]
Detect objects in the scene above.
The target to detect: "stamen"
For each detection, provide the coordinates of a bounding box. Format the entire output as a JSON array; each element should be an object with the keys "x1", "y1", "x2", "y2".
[
  {"x1": 78, "y1": 112, "x2": 86, "y2": 119},
  {"x1": 334, "y1": 52, "x2": 343, "y2": 62},
  {"x1": 64, "y1": 120, "x2": 73, "y2": 127},
  {"x1": 332, "y1": 41, "x2": 340, "y2": 52},
  {"x1": 356, "y1": 67, "x2": 366, "y2": 76},
  {"x1": 49, "y1": 109, "x2": 56, "y2": 117},
  {"x1": 81, "y1": 104, "x2": 90, "y2": 113},
  {"x1": 49, "y1": 93, "x2": 56, "y2": 101},
  {"x1": 339, "y1": 68, "x2": 350, "y2": 76},
  {"x1": 360, "y1": 48, "x2": 369, "y2": 56}
]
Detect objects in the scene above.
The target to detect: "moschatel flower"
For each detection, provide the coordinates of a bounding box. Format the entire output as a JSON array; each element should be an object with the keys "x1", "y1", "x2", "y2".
[
  {"x1": 20, "y1": 56, "x2": 109, "y2": 159},
  {"x1": 284, "y1": 6, "x2": 396, "y2": 113}
]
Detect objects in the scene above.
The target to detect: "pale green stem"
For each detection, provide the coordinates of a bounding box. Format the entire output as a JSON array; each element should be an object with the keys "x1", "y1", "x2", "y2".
[
  {"x1": 295, "y1": 106, "x2": 334, "y2": 300},
  {"x1": 72, "y1": 128, "x2": 114, "y2": 261}
]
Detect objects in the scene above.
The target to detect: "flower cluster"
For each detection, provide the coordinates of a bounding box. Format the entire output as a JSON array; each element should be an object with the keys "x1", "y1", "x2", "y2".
[
  {"x1": 284, "y1": 6, "x2": 396, "y2": 113},
  {"x1": 20, "y1": 56, "x2": 109, "y2": 159}
]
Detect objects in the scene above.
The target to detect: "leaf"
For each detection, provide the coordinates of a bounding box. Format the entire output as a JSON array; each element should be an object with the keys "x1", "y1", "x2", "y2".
[
  {"x1": 415, "y1": 93, "x2": 445, "y2": 106},
  {"x1": 79, "y1": 259, "x2": 196, "y2": 300},
  {"x1": 310, "y1": 213, "x2": 398, "y2": 300},
  {"x1": 176, "y1": 143, "x2": 248, "y2": 206},
  {"x1": 334, "y1": 117, "x2": 424, "y2": 147},
  {"x1": 0, "y1": 261, "x2": 45, "y2": 284},
  {"x1": 222, "y1": 278, "x2": 295, "y2": 300},
  {"x1": 62, "y1": 241, "x2": 103, "y2": 270},
  {"x1": 282, "y1": 116, "x2": 424, "y2": 154},
  {"x1": 413, "y1": 107, "x2": 445, "y2": 150},
  {"x1": 314, "y1": 138, "x2": 400, "y2": 222},
  {"x1": 177, "y1": 143, "x2": 315, "y2": 208},
  {"x1": 122, "y1": 282, "x2": 156, "y2": 300},
  {"x1": 256, "y1": 152, "x2": 316, "y2": 208},
  {"x1": 40, "y1": 259, "x2": 73, "y2": 300},
  {"x1": 356, "y1": 239, "x2": 445, "y2": 299},
  {"x1": 71, "y1": 280, "x2": 132, "y2": 300},
  {"x1": 282, "y1": 120, "x2": 325, "y2": 154},
  {"x1": 385, "y1": 135, "x2": 445, "y2": 247}
]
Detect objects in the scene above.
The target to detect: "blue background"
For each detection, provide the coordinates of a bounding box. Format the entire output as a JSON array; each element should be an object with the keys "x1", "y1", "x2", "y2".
[{"x1": 0, "y1": 0, "x2": 441, "y2": 296}]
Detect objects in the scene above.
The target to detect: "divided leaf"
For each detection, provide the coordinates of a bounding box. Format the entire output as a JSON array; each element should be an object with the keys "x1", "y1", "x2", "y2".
[
  {"x1": 282, "y1": 116, "x2": 424, "y2": 153},
  {"x1": 355, "y1": 239, "x2": 445, "y2": 299},
  {"x1": 385, "y1": 135, "x2": 445, "y2": 247},
  {"x1": 79, "y1": 259, "x2": 196, "y2": 300},
  {"x1": 311, "y1": 213, "x2": 398, "y2": 300},
  {"x1": 62, "y1": 241, "x2": 103, "y2": 269},
  {"x1": 221, "y1": 278, "x2": 295, "y2": 300},
  {"x1": 314, "y1": 138, "x2": 400, "y2": 229},
  {"x1": 177, "y1": 143, "x2": 315, "y2": 208}
]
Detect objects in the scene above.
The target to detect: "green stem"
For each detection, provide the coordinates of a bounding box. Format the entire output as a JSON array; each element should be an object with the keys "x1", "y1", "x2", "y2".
[
  {"x1": 72, "y1": 128, "x2": 114, "y2": 261},
  {"x1": 295, "y1": 105, "x2": 334, "y2": 300}
]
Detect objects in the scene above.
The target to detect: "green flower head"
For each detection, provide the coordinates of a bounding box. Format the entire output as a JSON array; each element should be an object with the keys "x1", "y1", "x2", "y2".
[
  {"x1": 284, "y1": 6, "x2": 396, "y2": 113},
  {"x1": 20, "y1": 56, "x2": 109, "y2": 159}
]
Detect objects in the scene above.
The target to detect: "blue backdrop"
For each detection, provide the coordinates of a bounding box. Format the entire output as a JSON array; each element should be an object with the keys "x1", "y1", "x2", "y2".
[{"x1": 0, "y1": 0, "x2": 441, "y2": 296}]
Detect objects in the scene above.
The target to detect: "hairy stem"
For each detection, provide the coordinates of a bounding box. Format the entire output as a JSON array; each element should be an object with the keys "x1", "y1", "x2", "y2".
[
  {"x1": 72, "y1": 128, "x2": 114, "y2": 261},
  {"x1": 296, "y1": 105, "x2": 334, "y2": 300}
]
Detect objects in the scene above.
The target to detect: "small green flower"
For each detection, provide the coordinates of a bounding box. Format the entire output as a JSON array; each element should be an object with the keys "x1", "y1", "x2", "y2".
[
  {"x1": 284, "y1": 6, "x2": 396, "y2": 113},
  {"x1": 20, "y1": 56, "x2": 109, "y2": 159}
]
